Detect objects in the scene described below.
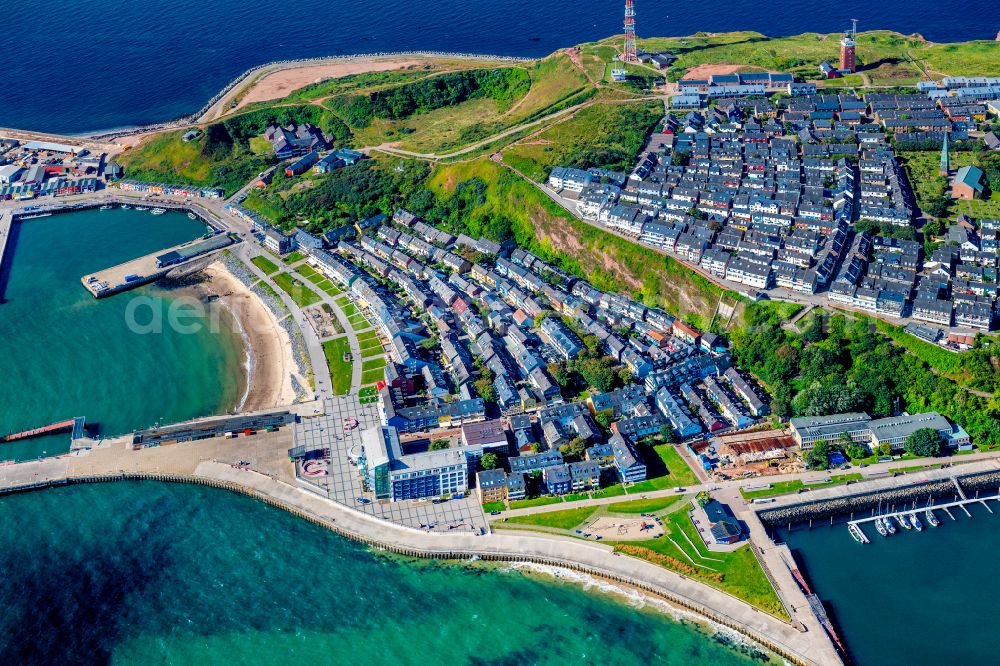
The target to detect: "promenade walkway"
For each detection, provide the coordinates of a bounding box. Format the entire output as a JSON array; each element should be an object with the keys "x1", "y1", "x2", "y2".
[{"x1": 0, "y1": 435, "x2": 840, "y2": 666}]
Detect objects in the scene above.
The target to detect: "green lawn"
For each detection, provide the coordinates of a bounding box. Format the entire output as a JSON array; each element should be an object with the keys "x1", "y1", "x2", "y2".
[
  {"x1": 500, "y1": 506, "x2": 597, "y2": 531},
  {"x1": 296, "y1": 263, "x2": 319, "y2": 277},
  {"x1": 607, "y1": 496, "x2": 685, "y2": 514},
  {"x1": 272, "y1": 272, "x2": 322, "y2": 308},
  {"x1": 482, "y1": 501, "x2": 506, "y2": 513},
  {"x1": 339, "y1": 302, "x2": 359, "y2": 317},
  {"x1": 612, "y1": 505, "x2": 788, "y2": 620},
  {"x1": 361, "y1": 357, "x2": 387, "y2": 371},
  {"x1": 282, "y1": 250, "x2": 306, "y2": 264},
  {"x1": 351, "y1": 318, "x2": 372, "y2": 332},
  {"x1": 588, "y1": 484, "x2": 629, "y2": 498},
  {"x1": 627, "y1": 444, "x2": 700, "y2": 493},
  {"x1": 360, "y1": 368, "x2": 386, "y2": 384},
  {"x1": 739, "y1": 473, "x2": 863, "y2": 500},
  {"x1": 321, "y1": 283, "x2": 342, "y2": 296},
  {"x1": 508, "y1": 496, "x2": 565, "y2": 510},
  {"x1": 361, "y1": 344, "x2": 384, "y2": 358},
  {"x1": 322, "y1": 337, "x2": 354, "y2": 395},
  {"x1": 250, "y1": 255, "x2": 281, "y2": 275}
]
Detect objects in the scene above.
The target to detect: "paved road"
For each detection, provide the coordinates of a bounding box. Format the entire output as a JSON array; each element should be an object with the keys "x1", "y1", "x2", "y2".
[{"x1": 499, "y1": 448, "x2": 1000, "y2": 520}]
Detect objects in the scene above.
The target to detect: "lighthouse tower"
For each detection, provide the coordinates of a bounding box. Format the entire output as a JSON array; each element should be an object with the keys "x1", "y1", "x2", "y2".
[{"x1": 840, "y1": 19, "x2": 858, "y2": 73}]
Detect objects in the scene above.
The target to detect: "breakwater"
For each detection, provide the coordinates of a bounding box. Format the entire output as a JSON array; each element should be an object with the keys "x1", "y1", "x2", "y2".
[
  {"x1": 759, "y1": 470, "x2": 1000, "y2": 527},
  {"x1": 84, "y1": 51, "x2": 532, "y2": 141},
  {"x1": 0, "y1": 465, "x2": 837, "y2": 666}
]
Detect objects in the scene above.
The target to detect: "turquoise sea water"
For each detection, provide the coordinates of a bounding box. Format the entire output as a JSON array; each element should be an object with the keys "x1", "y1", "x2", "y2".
[
  {"x1": 0, "y1": 482, "x2": 762, "y2": 665},
  {"x1": 0, "y1": 208, "x2": 244, "y2": 461},
  {"x1": 782, "y1": 503, "x2": 1000, "y2": 665}
]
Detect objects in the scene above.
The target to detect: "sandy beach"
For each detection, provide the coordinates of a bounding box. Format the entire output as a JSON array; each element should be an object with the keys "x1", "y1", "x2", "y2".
[
  {"x1": 228, "y1": 59, "x2": 427, "y2": 114},
  {"x1": 199, "y1": 262, "x2": 299, "y2": 412}
]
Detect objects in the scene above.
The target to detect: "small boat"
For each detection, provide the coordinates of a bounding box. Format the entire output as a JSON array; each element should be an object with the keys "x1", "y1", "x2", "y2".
[
  {"x1": 925, "y1": 509, "x2": 941, "y2": 527},
  {"x1": 884, "y1": 517, "x2": 897, "y2": 534},
  {"x1": 188, "y1": 212, "x2": 197, "y2": 220},
  {"x1": 99, "y1": 204, "x2": 113, "y2": 210},
  {"x1": 848, "y1": 523, "x2": 869, "y2": 544},
  {"x1": 875, "y1": 518, "x2": 889, "y2": 537},
  {"x1": 150, "y1": 207, "x2": 167, "y2": 215},
  {"x1": 910, "y1": 512, "x2": 923, "y2": 531},
  {"x1": 897, "y1": 513, "x2": 912, "y2": 530}
]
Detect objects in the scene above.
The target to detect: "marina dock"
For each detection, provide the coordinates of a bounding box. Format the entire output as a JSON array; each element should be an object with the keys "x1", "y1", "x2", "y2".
[
  {"x1": 81, "y1": 232, "x2": 236, "y2": 297},
  {"x1": 848, "y1": 494, "x2": 999, "y2": 541}
]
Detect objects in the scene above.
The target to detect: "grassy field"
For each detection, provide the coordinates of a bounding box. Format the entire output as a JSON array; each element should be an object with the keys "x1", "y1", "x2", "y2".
[
  {"x1": 482, "y1": 501, "x2": 506, "y2": 514},
  {"x1": 361, "y1": 357, "x2": 387, "y2": 371},
  {"x1": 360, "y1": 341, "x2": 384, "y2": 358},
  {"x1": 899, "y1": 150, "x2": 1000, "y2": 221},
  {"x1": 250, "y1": 255, "x2": 280, "y2": 275},
  {"x1": 427, "y1": 158, "x2": 733, "y2": 328},
  {"x1": 272, "y1": 272, "x2": 322, "y2": 308},
  {"x1": 499, "y1": 507, "x2": 597, "y2": 530},
  {"x1": 322, "y1": 337, "x2": 354, "y2": 395},
  {"x1": 360, "y1": 368, "x2": 386, "y2": 385},
  {"x1": 606, "y1": 496, "x2": 686, "y2": 514},
  {"x1": 503, "y1": 101, "x2": 662, "y2": 182},
  {"x1": 612, "y1": 505, "x2": 788, "y2": 619},
  {"x1": 508, "y1": 496, "x2": 565, "y2": 510},
  {"x1": 626, "y1": 444, "x2": 700, "y2": 494},
  {"x1": 283, "y1": 250, "x2": 306, "y2": 264},
  {"x1": 739, "y1": 473, "x2": 864, "y2": 500},
  {"x1": 580, "y1": 31, "x2": 1000, "y2": 84},
  {"x1": 322, "y1": 52, "x2": 592, "y2": 156}
]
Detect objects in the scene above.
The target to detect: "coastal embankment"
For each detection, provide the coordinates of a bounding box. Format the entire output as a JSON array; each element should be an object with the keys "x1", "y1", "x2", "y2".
[
  {"x1": 0, "y1": 441, "x2": 842, "y2": 666},
  {"x1": 84, "y1": 51, "x2": 532, "y2": 142}
]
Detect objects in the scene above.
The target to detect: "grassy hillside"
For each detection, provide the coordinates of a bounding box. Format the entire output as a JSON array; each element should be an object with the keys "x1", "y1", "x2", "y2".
[
  {"x1": 503, "y1": 100, "x2": 662, "y2": 182},
  {"x1": 426, "y1": 158, "x2": 731, "y2": 327},
  {"x1": 323, "y1": 53, "x2": 593, "y2": 154},
  {"x1": 579, "y1": 30, "x2": 1000, "y2": 85},
  {"x1": 121, "y1": 105, "x2": 352, "y2": 196}
]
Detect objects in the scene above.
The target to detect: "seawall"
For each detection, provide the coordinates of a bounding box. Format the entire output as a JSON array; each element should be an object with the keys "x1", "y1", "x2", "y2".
[
  {"x1": 758, "y1": 468, "x2": 1000, "y2": 527},
  {"x1": 0, "y1": 464, "x2": 841, "y2": 666}
]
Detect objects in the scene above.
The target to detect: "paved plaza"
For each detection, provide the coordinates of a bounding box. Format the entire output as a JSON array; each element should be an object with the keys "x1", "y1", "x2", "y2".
[{"x1": 292, "y1": 395, "x2": 488, "y2": 534}]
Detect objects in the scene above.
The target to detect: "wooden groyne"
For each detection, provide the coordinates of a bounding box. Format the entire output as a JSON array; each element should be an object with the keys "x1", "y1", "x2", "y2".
[{"x1": 0, "y1": 470, "x2": 837, "y2": 666}]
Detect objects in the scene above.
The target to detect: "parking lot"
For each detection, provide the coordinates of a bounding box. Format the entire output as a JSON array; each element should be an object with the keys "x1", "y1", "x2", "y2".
[{"x1": 292, "y1": 395, "x2": 487, "y2": 534}]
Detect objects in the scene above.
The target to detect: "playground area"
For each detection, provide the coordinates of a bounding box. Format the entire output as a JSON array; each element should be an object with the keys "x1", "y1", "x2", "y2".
[{"x1": 581, "y1": 515, "x2": 664, "y2": 541}]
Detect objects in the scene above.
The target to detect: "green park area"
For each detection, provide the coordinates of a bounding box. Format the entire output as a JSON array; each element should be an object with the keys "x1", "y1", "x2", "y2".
[
  {"x1": 250, "y1": 255, "x2": 280, "y2": 275},
  {"x1": 272, "y1": 272, "x2": 323, "y2": 308},
  {"x1": 360, "y1": 356, "x2": 387, "y2": 385},
  {"x1": 497, "y1": 499, "x2": 785, "y2": 618},
  {"x1": 322, "y1": 337, "x2": 353, "y2": 395}
]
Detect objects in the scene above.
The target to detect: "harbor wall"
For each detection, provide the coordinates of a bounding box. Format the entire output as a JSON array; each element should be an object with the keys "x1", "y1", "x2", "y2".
[
  {"x1": 12, "y1": 199, "x2": 223, "y2": 230},
  {"x1": 758, "y1": 470, "x2": 1000, "y2": 527},
  {"x1": 0, "y1": 471, "x2": 830, "y2": 666}
]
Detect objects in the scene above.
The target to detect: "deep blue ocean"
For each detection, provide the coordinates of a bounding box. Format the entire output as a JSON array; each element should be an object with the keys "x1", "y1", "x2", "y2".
[{"x1": 1, "y1": 0, "x2": 996, "y2": 134}]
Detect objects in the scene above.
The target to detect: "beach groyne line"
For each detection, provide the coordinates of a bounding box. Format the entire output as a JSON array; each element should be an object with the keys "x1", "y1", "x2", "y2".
[
  {"x1": 0, "y1": 470, "x2": 837, "y2": 666},
  {"x1": 84, "y1": 51, "x2": 534, "y2": 141}
]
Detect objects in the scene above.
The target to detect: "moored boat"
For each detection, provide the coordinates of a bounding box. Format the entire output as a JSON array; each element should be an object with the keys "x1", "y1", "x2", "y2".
[
  {"x1": 875, "y1": 518, "x2": 889, "y2": 537},
  {"x1": 925, "y1": 509, "x2": 941, "y2": 527},
  {"x1": 910, "y1": 512, "x2": 923, "y2": 531},
  {"x1": 150, "y1": 207, "x2": 167, "y2": 215},
  {"x1": 884, "y1": 517, "x2": 897, "y2": 534},
  {"x1": 897, "y1": 513, "x2": 912, "y2": 530}
]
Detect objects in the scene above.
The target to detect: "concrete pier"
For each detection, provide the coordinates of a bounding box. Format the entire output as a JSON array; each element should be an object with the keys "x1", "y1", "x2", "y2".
[
  {"x1": 0, "y1": 431, "x2": 841, "y2": 666},
  {"x1": 81, "y1": 233, "x2": 236, "y2": 297},
  {"x1": 0, "y1": 210, "x2": 13, "y2": 274}
]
